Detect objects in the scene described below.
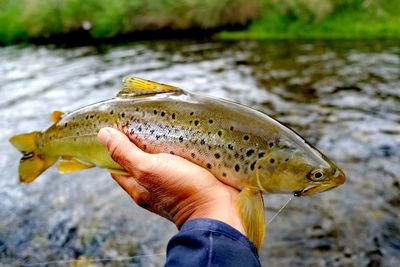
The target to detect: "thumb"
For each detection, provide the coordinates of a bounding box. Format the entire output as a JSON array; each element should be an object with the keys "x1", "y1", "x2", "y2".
[{"x1": 97, "y1": 127, "x2": 152, "y2": 173}]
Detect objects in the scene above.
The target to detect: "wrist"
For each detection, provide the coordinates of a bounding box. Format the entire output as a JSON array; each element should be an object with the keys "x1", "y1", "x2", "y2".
[{"x1": 172, "y1": 188, "x2": 245, "y2": 236}]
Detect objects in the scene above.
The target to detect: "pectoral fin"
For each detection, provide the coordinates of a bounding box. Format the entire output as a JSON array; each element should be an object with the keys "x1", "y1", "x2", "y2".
[
  {"x1": 236, "y1": 187, "x2": 265, "y2": 251},
  {"x1": 56, "y1": 157, "x2": 94, "y2": 173},
  {"x1": 107, "y1": 168, "x2": 129, "y2": 175}
]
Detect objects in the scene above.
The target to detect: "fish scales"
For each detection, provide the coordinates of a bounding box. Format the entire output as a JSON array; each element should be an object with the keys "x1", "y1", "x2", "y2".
[
  {"x1": 10, "y1": 77, "x2": 345, "y2": 250},
  {"x1": 43, "y1": 94, "x2": 274, "y2": 189}
]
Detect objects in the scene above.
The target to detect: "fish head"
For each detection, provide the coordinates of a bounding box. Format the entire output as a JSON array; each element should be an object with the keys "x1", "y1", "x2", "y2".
[{"x1": 253, "y1": 143, "x2": 345, "y2": 196}]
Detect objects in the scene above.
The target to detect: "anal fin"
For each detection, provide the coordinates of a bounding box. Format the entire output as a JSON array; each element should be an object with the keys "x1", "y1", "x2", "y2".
[
  {"x1": 57, "y1": 157, "x2": 94, "y2": 173},
  {"x1": 236, "y1": 187, "x2": 265, "y2": 251}
]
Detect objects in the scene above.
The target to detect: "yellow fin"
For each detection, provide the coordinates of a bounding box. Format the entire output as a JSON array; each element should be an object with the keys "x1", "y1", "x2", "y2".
[
  {"x1": 117, "y1": 77, "x2": 181, "y2": 98},
  {"x1": 108, "y1": 168, "x2": 129, "y2": 175},
  {"x1": 56, "y1": 158, "x2": 94, "y2": 174},
  {"x1": 9, "y1": 131, "x2": 41, "y2": 153},
  {"x1": 9, "y1": 131, "x2": 57, "y2": 183},
  {"x1": 236, "y1": 187, "x2": 265, "y2": 251},
  {"x1": 51, "y1": 111, "x2": 64, "y2": 123}
]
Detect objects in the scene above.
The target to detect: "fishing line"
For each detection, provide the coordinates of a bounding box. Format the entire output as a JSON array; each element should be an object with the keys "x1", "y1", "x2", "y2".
[
  {"x1": 19, "y1": 252, "x2": 166, "y2": 266},
  {"x1": 266, "y1": 195, "x2": 294, "y2": 228}
]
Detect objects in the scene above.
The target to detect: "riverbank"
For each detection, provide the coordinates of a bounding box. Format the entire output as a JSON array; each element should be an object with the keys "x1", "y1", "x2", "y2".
[
  {"x1": 0, "y1": 0, "x2": 260, "y2": 45},
  {"x1": 220, "y1": 0, "x2": 400, "y2": 39},
  {"x1": 1, "y1": 0, "x2": 399, "y2": 45}
]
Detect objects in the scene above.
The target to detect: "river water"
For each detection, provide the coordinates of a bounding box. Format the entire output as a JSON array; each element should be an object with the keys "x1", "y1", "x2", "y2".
[{"x1": 0, "y1": 40, "x2": 399, "y2": 266}]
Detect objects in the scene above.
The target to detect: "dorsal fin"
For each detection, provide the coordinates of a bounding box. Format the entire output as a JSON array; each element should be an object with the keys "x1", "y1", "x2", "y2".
[
  {"x1": 51, "y1": 111, "x2": 64, "y2": 123},
  {"x1": 117, "y1": 77, "x2": 181, "y2": 98}
]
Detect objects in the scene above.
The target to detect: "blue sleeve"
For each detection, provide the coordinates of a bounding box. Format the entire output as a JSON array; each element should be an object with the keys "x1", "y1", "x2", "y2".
[{"x1": 165, "y1": 218, "x2": 261, "y2": 267}]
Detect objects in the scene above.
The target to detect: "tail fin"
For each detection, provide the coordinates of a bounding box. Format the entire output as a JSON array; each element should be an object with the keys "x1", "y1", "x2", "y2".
[{"x1": 9, "y1": 131, "x2": 56, "y2": 183}]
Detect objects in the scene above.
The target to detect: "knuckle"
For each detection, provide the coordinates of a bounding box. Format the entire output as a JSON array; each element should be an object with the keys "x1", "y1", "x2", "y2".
[{"x1": 133, "y1": 193, "x2": 150, "y2": 209}]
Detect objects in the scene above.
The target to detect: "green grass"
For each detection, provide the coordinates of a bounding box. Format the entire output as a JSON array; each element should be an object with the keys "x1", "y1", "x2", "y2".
[
  {"x1": 219, "y1": 0, "x2": 400, "y2": 39},
  {"x1": 0, "y1": 0, "x2": 260, "y2": 45},
  {"x1": 1, "y1": 0, "x2": 399, "y2": 45}
]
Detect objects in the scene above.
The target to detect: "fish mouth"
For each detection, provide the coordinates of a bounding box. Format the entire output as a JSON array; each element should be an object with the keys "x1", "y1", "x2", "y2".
[
  {"x1": 297, "y1": 183, "x2": 338, "y2": 196},
  {"x1": 296, "y1": 169, "x2": 346, "y2": 197}
]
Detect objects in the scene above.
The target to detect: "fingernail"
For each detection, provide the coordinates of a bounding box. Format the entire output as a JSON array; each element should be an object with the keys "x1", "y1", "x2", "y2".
[{"x1": 98, "y1": 128, "x2": 112, "y2": 146}]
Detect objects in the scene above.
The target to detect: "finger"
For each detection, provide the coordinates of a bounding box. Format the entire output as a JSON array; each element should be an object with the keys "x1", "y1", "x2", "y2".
[
  {"x1": 111, "y1": 173, "x2": 151, "y2": 209},
  {"x1": 97, "y1": 127, "x2": 152, "y2": 173}
]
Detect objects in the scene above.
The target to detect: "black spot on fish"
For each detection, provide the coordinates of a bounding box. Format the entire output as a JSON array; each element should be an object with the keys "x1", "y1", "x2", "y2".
[
  {"x1": 209, "y1": 119, "x2": 213, "y2": 124},
  {"x1": 110, "y1": 110, "x2": 114, "y2": 115},
  {"x1": 246, "y1": 149, "x2": 255, "y2": 157},
  {"x1": 172, "y1": 113, "x2": 176, "y2": 119},
  {"x1": 258, "y1": 152, "x2": 265, "y2": 158},
  {"x1": 121, "y1": 112, "x2": 125, "y2": 118},
  {"x1": 130, "y1": 129, "x2": 135, "y2": 134},
  {"x1": 270, "y1": 158, "x2": 275, "y2": 164},
  {"x1": 230, "y1": 126, "x2": 234, "y2": 131},
  {"x1": 214, "y1": 153, "x2": 220, "y2": 159},
  {"x1": 179, "y1": 136, "x2": 184, "y2": 143},
  {"x1": 190, "y1": 112, "x2": 194, "y2": 116},
  {"x1": 150, "y1": 129, "x2": 155, "y2": 134},
  {"x1": 143, "y1": 145, "x2": 147, "y2": 150},
  {"x1": 234, "y1": 153, "x2": 239, "y2": 158},
  {"x1": 240, "y1": 155, "x2": 244, "y2": 160},
  {"x1": 258, "y1": 166, "x2": 262, "y2": 169},
  {"x1": 207, "y1": 163, "x2": 212, "y2": 169},
  {"x1": 194, "y1": 120, "x2": 200, "y2": 126},
  {"x1": 154, "y1": 110, "x2": 158, "y2": 115},
  {"x1": 135, "y1": 108, "x2": 139, "y2": 112},
  {"x1": 208, "y1": 146, "x2": 212, "y2": 150},
  {"x1": 138, "y1": 126, "x2": 142, "y2": 132},
  {"x1": 227, "y1": 144, "x2": 233, "y2": 150},
  {"x1": 235, "y1": 164, "x2": 240, "y2": 172},
  {"x1": 285, "y1": 158, "x2": 289, "y2": 162},
  {"x1": 243, "y1": 135, "x2": 249, "y2": 141},
  {"x1": 130, "y1": 116, "x2": 134, "y2": 120},
  {"x1": 156, "y1": 135, "x2": 161, "y2": 140},
  {"x1": 85, "y1": 115, "x2": 89, "y2": 119},
  {"x1": 161, "y1": 112, "x2": 165, "y2": 117},
  {"x1": 90, "y1": 115, "x2": 94, "y2": 119},
  {"x1": 269, "y1": 142, "x2": 274, "y2": 148},
  {"x1": 222, "y1": 172, "x2": 227, "y2": 177},
  {"x1": 191, "y1": 153, "x2": 196, "y2": 158},
  {"x1": 170, "y1": 151, "x2": 175, "y2": 155},
  {"x1": 64, "y1": 123, "x2": 68, "y2": 127},
  {"x1": 217, "y1": 131, "x2": 222, "y2": 137},
  {"x1": 250, "y1": 161, "x2": 256, "y2": 171},
  {"x1": 200, "y1": 139, "x2": 206, "y2": 145}
]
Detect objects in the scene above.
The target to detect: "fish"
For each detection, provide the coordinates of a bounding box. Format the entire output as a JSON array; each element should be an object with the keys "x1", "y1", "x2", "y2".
[{"x1": 9, "y1": 77, "x2": 346, "y2": 250}]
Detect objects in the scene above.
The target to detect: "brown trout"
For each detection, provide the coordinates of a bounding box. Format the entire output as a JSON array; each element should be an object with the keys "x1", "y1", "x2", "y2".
[{"x1": 10, "y1": 77, "x2": 345, "y2": 249}]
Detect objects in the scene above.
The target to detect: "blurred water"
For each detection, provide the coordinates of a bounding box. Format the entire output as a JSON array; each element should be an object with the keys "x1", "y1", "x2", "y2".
[{"x1": 0, "y1": 40, "x2": 399, "y2": 266}]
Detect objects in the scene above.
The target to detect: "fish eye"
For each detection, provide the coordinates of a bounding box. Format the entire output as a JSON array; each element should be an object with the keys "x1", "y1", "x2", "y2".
[{"x1": 309, "y1": 169, "x2": 325, "y2": 181}]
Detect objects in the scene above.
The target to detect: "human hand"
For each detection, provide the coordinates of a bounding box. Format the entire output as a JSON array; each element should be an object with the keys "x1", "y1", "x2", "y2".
[{"x1": 97, "y1": 127, "x2": 245, "y2": 235}]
